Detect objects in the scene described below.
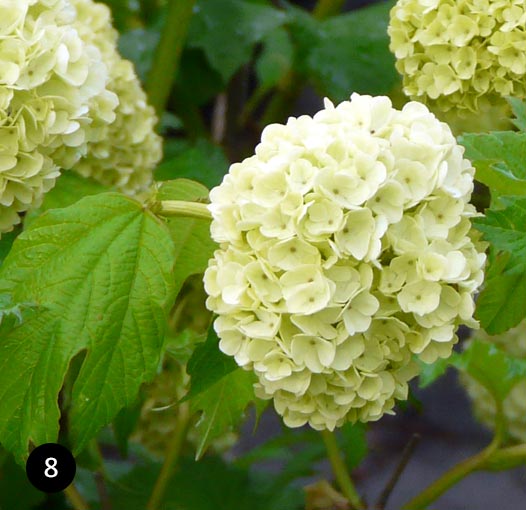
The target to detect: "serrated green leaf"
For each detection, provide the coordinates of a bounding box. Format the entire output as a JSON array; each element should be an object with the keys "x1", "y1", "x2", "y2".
[
  {"x1": 0, "y1": 294, "x2": 38, "y2": 337},
  {"x1": 0, "y1": 193, "x2": 175, "y2": 461},
  {"x1": 452, "y1": 339, "x2": 526, "y2": 402},
  {"x1": 473, "y1": 196, "x2": 526, "y2": 275},
  {"x1": 188, "y1": 0, "x2": 286, "y2": 82},
  {"x1": 156, "y1": 139, "x2": 229, "y2": 189},
  {"x1": 417, "y1": 356, "x2": 450, "y2": 388},
  {"x1": 507, "y1": 96, "x2": 526, "y2": 131},
  {"x1": 289, "y1": 1, "x2": 398, "y2": 101},
  {"x1": 459, "y1": 132, "x2": 526, "y2": 198},
  {"x1": 475, "y1": 252, "x2": 526, "y2": 334},
  {"x1": 256, "y1": 27, "x2": 294, "y2": 89},
  {"x1": 156, "y1": 179, "x2": 216, "y2": 296},
  {"x1": 339, "y1": 422, "x2": 367, "y2": 470},
  {"x1": 190, "y1": 367, "x2": 258, "y2": 459},
  {"x1": 24, "y1": 173, "x2": 111, "y2": 227},
  {"x1": 185, "y1": 327, "x2": 237, "y2": 401}
]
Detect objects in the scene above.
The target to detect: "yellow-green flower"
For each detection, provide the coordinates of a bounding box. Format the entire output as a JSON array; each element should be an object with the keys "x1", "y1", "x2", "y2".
[
  {"x1": 389, "y1": 0, "x2": 526, "y2": 112},
  {"x1": 204, "y1": 94, "x2": 486, "y2": 430}
]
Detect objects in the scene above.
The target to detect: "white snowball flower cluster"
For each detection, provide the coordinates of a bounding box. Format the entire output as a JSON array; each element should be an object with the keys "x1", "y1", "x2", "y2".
[
  {"x1": 0, "y1": 0, "x2": 161, "y2": 235},
  {"x1": 204, "y1": 93, "x2": 486, "y2": 430},
  {"x1": 461, "y1": 321, "x2": 526, "y2": 443},
  {"x1": 68, "y1": 0, "x2": 162, "y2": 193},
  {"x1": 0, "y1": 0, "x2": 112, "y2": 233}
]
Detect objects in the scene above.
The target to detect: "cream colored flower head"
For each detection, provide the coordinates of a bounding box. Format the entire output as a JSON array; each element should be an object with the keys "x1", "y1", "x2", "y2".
[
  {"x1": 461, "y1": 321, "x2": 526, "y2": 443},
  {"x1": 68, "y1": 0, "x2": 162, "y2": 193},
  {"x1": 0, "y1": 0, "x2": 108, "y2": 233},
  {"x1": 388, "y1": 0, "x2": 526, "y2": 112},
  {"x1": 204, "y1": 93, "x2": 486, "y2": 430},
  {"x1": 0, "y1": 0, "x2": 161, "y2": 235}
]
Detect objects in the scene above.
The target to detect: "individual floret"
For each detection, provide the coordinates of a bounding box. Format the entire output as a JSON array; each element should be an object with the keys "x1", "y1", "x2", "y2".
[{"x1": 204, "y1": 93, "x2": 486, "y2": 430}]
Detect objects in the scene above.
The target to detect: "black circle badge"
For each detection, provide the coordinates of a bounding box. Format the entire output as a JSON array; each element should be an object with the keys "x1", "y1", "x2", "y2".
[{"x1": 26, "y1": 443, "x2": 76, "y2": 493}]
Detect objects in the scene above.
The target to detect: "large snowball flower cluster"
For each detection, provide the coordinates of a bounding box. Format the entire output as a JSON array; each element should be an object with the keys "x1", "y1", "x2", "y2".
[
  {"x1": 388, "y1": 0, "x2": 526, "y2": 112},
  {"x1": 204, "y1": 93, "x2": 486, "y2": 430},
  {"x1": 0, "y1": 0, "x2": 161, "y2": 235},
  {"x1": 461, "y1": 321, "x2": 526, "y2": 443}
]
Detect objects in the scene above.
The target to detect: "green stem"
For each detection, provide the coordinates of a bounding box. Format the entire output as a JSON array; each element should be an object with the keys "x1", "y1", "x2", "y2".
[
  {"x1": 64, "y1": 483, "x2": 89, "y2": 510},
  {"x1": 482, "y1": 443, "x2": 526, "y2": 471},
  {"x1": 155, "y1": 200, "x2": 212, "y2": 220},
  {"x1": 321, "y1": 430, "x2": 365, "y2": 510},
  {"x1": 147, "y1": 403, "x2": 191, "y2": 510},
  {"x1": 146, "y1": 0, "x2": 196, "y2": 117}
]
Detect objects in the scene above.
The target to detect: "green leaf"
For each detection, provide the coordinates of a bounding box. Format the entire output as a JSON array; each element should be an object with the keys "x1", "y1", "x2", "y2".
[
  {"x1": 190, "y1": 367, "x2": 258, "y2": 459},
  {"x1": 185, "y1": 328, "x2": 238, "y2": 401},
  {"x1": 188, "y1": 0, "x2": 286, "y2": 82},
  {"x1": 156, "y1": 179, "x2": 216, "y2": 296},
  {"x1": 289, "y1": 1, "x2": 399, "y2": 102},
  {"x1": 475, "y1": 251, "x2": 526, "y2": 334},
  {"x1": 459, "y1": 132, "x2": 526, "y2": 198},
  {"x1": 112, "y1": 395, "x2": 144, "y2": 458},
  {"x1": 507, "y1": 96, "x2": 526, "y2": 131},
  {"x1": 0, "y1": 294, "x2": 38, "y2": 337},
  {"x1": 339, "y1": 422, "x2": 367, "y2": 470},
  {"x1": 473, "y1": 196, "x2": 526, "y2": 275},
  {"x1": 0, "y1": 193, "x2": 175, "y2": 461},
  {"x1": 155, "y1": 139, "x2": 229, "y2": 189},
  {"x1": 0, "y1": 453, "x2": 45, "y2": 510},
  {"x1": 417, "y1": 357, "x2": 450, "y2": 388},
  {"x1": 256, "y1": 27, "x2": 294, "y2": 89},
  {"x1": 24, "y1": 173, "x2": 112, "y2": 227},
  {"x1": 175, "y1": 48, "x2": 226, "y2": 107},
  {"x1": 452, "y1": 339, "x2": 526, "y2": 401}
]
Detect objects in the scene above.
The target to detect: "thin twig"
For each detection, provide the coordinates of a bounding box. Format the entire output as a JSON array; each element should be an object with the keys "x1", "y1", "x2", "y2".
[
  {"x1": 375, "y1": 434, "x2": 421, "y2": 510},
  {"x1": 64, "y1": 483, "x2": 89, "y2": 510},
  {"x1": 212, "y1": 94, "x2": 227, "y2": 144},
  {"x1": 146, "y1": 403, "x2": 191, "y2": 510},
  {"x1": 321, "y1": 430, "x2": 365, "y2": 510},
  {"x1": 95, "y1": 471, "x2": 111, "y2": 510}
]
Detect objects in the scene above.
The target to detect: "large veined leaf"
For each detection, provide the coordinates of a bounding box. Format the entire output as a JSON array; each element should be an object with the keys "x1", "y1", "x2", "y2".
[
  {"x1": 459, "y1": 132, "x2": 526, "y2": 199},
  {"x1": 289, "y1": 0, "x2": 399, "y2": 102},
  {"x1": 473, "y1": 196, "x2": 526, "y2": 275},
  {"x1": 188, "y1": 0, "x2": 286, "y2": 82},
  {"x1": 24, "y1": 173, "x2": 111, "y2": 227},
  {"x1": 0, "y1": 193, "x2": 176, "y2": 462},
  {"x1": 475, "y1": 251, "x2": 526, "y2": 334}
]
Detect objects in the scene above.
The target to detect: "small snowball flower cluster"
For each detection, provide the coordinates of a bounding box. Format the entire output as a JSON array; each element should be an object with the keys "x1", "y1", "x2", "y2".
[
  {"x1": 0, "y1": 0, "x2": 161, "y2": 234},
  {"x1": 69, "y1": 0, "x2": 162, "y2": 192},
  {"x1": 204, "y1": 93, "x2": 486, "y2": 430},
  {"x1": 388, "y1": 0, "x2": 526, "y2": 112},
  {"x1": 461, "y1": 321, "x2": 526, "y2": 443}
]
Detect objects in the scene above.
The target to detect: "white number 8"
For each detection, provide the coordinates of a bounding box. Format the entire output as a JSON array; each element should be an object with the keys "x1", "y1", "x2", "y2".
[{"x1": 44, "y1": 457, "x2": 58, "y2": 478}]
